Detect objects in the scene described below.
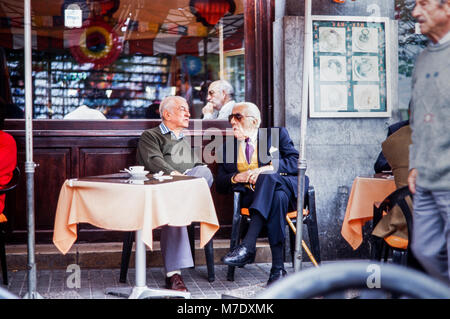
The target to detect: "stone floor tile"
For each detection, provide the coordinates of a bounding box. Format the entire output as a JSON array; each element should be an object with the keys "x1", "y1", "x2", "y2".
[{"x1": 1, "y1": 262, "x2": 319, "y2": 299}]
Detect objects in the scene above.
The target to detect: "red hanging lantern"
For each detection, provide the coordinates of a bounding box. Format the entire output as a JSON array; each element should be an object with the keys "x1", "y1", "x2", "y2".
[{"x1": 189, "y1": 0, "x2": 236, "y2": 27}]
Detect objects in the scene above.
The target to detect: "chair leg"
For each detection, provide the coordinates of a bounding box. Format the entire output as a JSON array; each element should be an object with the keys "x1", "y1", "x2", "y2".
[
  {"x1": 226, "y1": 227, "x2": 241, "y2": 281},
  {"x1": 371, "y1": 203, "x2": 385, "y2": 261},
  {"x1": 371, "y1": 236, "x2": 384, "y2": 261},
  {"x1": 227, "y1": 192, "x2": 242, "y2": 281},
  {"x1": 282, "y1": 224, "x2": 291, "y2": 263},
  {"x1": 119, "y1": 231, "x2": 134, "y2": 283},
  {"x1": 204, "y1": 239, "x2": 215, "y2": 282},
  {"x1": 0, "y1": 227, "x2": 7, "y2": 285},
  {"x1": 188, "y1": 223, "x2": 215, "y2": 282},
  {"x1": 401, "y1": 251, "x2": 408, "y2": 266},
  {"x1": 392, "y1": 249, "x2": 403, "y2": 265},
  {"x1": 188, "y1": 224, "x2": 196, "y2": 269},
  {"x1": 305, "y1": 187, "x2": 321, "y2": 263},
  {"x1": 226, "y1": 267, "x2": 235, "y2": 282},
  {"x1": 288, "y1": 223, "x2": 296, "y2": 268},
  {"x1": 392, "y1": 248, "x2": 408, "y2": 266},
  {"x1": 382, "y1": 243, "x2": 390, "y2": 262}
]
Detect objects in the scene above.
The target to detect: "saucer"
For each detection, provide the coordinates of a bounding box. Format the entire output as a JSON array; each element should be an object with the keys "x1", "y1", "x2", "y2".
[
  {"x1": 154, "y1": 175, "x2": 173, "y2": 181},
  {"x1": 127, "y1": 179, "x2": 146, "y2": 185},
  {"x1": 128, "y1": 171, "x2": 149, "y2": 177}
]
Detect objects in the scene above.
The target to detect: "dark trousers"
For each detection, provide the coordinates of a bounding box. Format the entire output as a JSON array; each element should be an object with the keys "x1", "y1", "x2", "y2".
[{"x1": 240, "y1": 173, "x2": 301, "y2": 247}]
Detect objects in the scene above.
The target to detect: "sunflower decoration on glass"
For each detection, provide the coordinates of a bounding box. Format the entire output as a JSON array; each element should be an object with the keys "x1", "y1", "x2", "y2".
[{"x1": 66, "y1": 0, "x2": 122, "y2": 70}]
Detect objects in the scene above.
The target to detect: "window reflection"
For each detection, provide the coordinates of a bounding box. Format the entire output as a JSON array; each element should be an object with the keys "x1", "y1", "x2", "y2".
[
  {"x1": 0, "y1": 0, "x2": 245, "y2": 119},
  {"x1": 396, "y1": 0, "x2": 427, "y2": 120}
]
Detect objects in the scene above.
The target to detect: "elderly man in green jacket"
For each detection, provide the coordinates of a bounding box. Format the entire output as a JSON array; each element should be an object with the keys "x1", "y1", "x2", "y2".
[{"x1": 137, "y1": 96, "x2": 213, "y2": 292}]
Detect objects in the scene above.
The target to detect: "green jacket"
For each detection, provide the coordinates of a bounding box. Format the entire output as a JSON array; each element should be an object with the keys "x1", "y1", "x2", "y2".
[{"x1": 136, "y1": 126, "x2": 203, "y2": 174}]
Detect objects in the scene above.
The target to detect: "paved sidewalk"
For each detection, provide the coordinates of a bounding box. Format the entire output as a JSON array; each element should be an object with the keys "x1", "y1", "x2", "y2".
[{"x1": 2, "y1": 262, "x2": 312, "y2": 299}]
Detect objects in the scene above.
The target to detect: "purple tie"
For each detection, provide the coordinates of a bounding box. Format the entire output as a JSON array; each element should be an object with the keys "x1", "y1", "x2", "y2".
[{"x1": 245, "y1": 138, "x2": 254, "y2": 164}]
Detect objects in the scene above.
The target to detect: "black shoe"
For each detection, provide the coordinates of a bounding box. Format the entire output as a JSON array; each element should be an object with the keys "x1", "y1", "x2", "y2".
[
  {"x1": 267, "y1": 267, "x2": 287, "y2": 286},
  {"x1": 165, "y1": 274, "x2": 188, "y2": 292},
  {"x1": 221, "y1": 244, "x2": 256, "y2": 267}
]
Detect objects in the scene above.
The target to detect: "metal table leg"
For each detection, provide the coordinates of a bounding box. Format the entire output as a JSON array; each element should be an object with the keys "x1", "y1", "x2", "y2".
[{"x1": 105, "y1": 230, "x2": 191, "y2": 299}]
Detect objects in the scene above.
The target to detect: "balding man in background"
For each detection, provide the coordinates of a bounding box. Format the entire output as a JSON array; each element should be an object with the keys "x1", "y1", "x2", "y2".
[
  {"x1": 407, "y1": 0, "x2": 450, "y2": 284},
  {"x1": 202, "y1": 80, "x2": 236, "y2": 120}
]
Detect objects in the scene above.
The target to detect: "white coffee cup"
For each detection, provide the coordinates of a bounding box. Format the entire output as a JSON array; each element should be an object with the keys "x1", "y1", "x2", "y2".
[{"x1": 128, "y1": 166, "x2": 145, "y2": 172}]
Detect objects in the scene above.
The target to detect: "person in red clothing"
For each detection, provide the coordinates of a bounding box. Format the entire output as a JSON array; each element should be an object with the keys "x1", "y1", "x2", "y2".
[{"x1": 0, "y1": 107, "x2": 17, "y2": 223}]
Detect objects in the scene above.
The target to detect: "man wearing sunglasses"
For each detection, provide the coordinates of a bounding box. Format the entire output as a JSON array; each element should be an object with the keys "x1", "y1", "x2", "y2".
[
  {"x1": 202, "y1": 80, "x2": 235, "y2": 120},
  {"x1": 216, "y1": 102, "x2": 308, "y2": 285}
]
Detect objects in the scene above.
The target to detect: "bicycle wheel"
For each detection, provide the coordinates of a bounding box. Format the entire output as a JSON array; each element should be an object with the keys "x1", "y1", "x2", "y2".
[{"x1": 257, "y1": 261, "x2": 450, "y2": 299}]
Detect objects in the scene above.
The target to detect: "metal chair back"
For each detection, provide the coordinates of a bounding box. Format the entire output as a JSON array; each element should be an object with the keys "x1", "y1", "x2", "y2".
[
  {"x1": 0, "y1": 166, "x2": 20, "y2": 194},
  {"x1": 1, "y1": 166, "x2": 20, "y2": 285}
]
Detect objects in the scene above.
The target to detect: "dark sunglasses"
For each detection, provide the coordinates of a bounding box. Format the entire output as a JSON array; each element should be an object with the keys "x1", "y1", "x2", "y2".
[{"x1": 228, "y1": 113, "x2": 255, "y2": 123}]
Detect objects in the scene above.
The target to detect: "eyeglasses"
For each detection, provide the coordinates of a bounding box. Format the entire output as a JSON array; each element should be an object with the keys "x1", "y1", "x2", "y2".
[{"x1": 228, "y1": 113, "x2": 255, "y2": 123}]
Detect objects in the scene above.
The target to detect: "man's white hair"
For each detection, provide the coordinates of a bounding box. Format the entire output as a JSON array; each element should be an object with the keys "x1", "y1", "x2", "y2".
[
  {"x1": 211, "y1": 80, "x2": 234, "y2": 98},
  {"x1": 159, "y1": 96, "x2": 186, "y2": 120},
  {"x1": 235, "y1": 101, "x2": 261, "y2": 128}
]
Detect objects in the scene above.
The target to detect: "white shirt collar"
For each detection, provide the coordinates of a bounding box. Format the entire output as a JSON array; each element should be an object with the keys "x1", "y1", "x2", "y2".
[
  {"x1": 241, "y1": 130, "x2": 258, "y2": 145},
  {"x1": 217, "y1": 100, "x2": 235, "y2": 120},
  {"x1": 439, "y1": 31, "x2": 450, "y2": 44},
  {"x1": 159, "y1": 122, "x2": 184, "y2": 140},
  {"x1": 249, "y1": 130, "x2": 258, "y2": 143}
]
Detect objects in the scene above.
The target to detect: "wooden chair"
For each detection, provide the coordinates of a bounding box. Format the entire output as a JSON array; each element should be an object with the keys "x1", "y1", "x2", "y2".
[
  {"x1": 226, "y1": 185, "x2": 321, "y2": 281},
  {"x1": 119, "y1": 224, "x2": 215, "y2": 284},
  {"x1": 0, "y1": 167, "x2": 20, "y2": 285}
]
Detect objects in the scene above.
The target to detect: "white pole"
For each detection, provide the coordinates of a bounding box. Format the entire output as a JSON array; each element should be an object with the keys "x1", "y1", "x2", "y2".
[
  {"x1": 23, "y1": 0, "x2": 42, "y2": 299},
  {"x1": 134, "y1": 230, "x2": 146, "y2": 288},
  {"x1": 294, "y1": 0, "x2": 312, "y2": 272},
  {"x1": 219, "y1": 21, "x2": 224, "y2": 80}
]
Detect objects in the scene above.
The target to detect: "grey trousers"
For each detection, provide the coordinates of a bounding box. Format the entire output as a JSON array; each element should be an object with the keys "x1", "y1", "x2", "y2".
[
  {"x1": 160, "y1": 165, "x2": 213, "y2": 273},
  {"x1": 411, "y1": 186, "x2": 450, "y2": 284}
]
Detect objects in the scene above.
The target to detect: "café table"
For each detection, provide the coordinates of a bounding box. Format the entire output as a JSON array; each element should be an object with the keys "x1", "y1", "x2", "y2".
[
  {"x1": 53, "y1": 173, "x2": 219, "y2": 299},
  {"x1": 341, "y1": 175, "x2": 396, "y2": 250}
]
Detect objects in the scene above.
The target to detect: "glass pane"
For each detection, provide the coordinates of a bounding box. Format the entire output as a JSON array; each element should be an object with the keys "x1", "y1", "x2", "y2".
[
  {"x1": 395, "y1": 0, "x2": 427, "y2": 119},
  {"x1": 0, "y1": 0, "x2": 245, "y2": 119}
]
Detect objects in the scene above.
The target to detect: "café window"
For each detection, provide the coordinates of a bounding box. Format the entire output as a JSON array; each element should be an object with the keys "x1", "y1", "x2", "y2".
[
  {"x1": 395, "y1": 0, "x2": 427, "y2": 119},
  {"x1": 1, "y1": 0, "x2": 245, "y2": 119}
]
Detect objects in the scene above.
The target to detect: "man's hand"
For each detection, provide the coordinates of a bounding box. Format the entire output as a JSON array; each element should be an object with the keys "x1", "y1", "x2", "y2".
[
  {"x1": 170, "y1": 170, "x2": 183, "y2": 176},
  {"x1": 233, "y1": 165, "x2": 274, "y2": 185},
  {"x1": 408, "y1": 168, "x2": 418, "y2": 194},
  {"x1": 232, "y1": 170, "x2": 253, "y2": 183},
  {"x1": 202, "y1": 102, "x2": 215, "y2": 116},
  {"x1": 248, "y1": 169, "x2": 262, "y2": 185}
]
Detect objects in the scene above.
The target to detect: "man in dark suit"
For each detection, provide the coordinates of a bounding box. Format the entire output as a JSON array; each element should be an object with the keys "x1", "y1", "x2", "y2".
[
  {"x1": 216, "y1": 102, "x2": 308, "y2": 285},
  {"x1": 374, "y1": 120, "x2": 409, "y2": 173}
]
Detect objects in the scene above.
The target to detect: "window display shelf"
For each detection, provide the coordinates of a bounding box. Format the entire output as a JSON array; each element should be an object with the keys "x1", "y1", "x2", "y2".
[{"x1": 6, "y1": 51, "x2": 170, "y2": 119}]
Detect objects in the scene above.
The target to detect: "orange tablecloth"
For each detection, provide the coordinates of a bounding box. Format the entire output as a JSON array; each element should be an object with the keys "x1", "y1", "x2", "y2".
[
  {"x1": 53, "y1": 175, "x2": 219, "y2": 254},
  {"x1": 341, "y1": 177, "x2": 396, "y2": 250}
]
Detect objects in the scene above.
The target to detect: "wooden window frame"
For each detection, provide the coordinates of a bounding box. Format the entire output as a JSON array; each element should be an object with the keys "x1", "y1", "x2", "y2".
[{"x1": 245, "y1": 0, "x2": 275, "y2": 128}]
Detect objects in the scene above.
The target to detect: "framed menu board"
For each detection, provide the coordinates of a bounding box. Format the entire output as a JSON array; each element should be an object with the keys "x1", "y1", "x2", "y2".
[{"x1": 309, "y1": 16, "x2": 392, "y2": 118}]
